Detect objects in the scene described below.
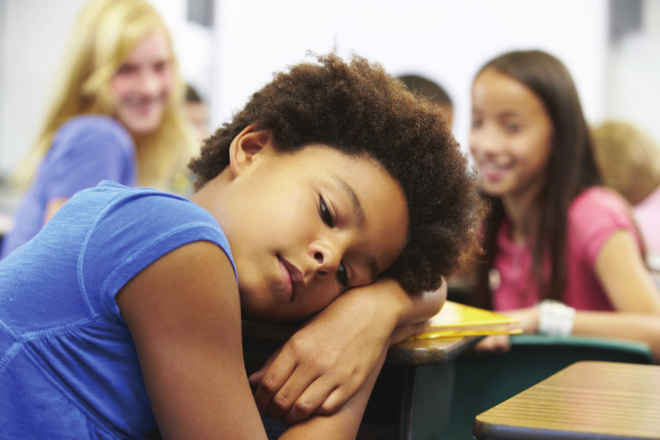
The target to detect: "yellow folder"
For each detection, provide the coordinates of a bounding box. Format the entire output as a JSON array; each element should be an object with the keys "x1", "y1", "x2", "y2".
[{"x1": 410, "y1": 301, "x2": 523, "y2": 340}]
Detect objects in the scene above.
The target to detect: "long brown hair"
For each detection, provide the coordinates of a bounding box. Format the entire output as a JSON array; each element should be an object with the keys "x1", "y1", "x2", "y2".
[{"x1": 472, "y1": 50, "x2": 602, "y2": 309}]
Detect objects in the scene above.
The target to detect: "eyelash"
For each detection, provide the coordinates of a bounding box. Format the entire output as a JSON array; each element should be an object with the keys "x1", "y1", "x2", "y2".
[{"x1": 319, "y1": 196, "x2": 349, "y2": 288}]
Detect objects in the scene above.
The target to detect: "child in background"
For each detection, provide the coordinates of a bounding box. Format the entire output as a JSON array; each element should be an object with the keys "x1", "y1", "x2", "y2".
[
  {"x1": 591, "y1": 121, "x2": 660, "y2": 259},
  {"x1": 398, "y1": 74, "x2": 454, "y2": 126},
  {"x1": 468, "y1": 50, "x2": 660, "y2": 358},
  {"x1": 185, "y1": 83, "x2": 211, "y2": 142},
  {"x1": 0, "y1": 53, "x2": 482, "y2": 439},
  {"x1": 1, "y1": 0, "x2": 197, "y2": 258}
]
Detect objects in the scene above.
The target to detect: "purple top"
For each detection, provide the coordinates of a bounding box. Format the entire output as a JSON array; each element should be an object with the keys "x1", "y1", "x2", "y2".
[{"x1": 1, "y1": 115, "x2": 136, "y2": 258}]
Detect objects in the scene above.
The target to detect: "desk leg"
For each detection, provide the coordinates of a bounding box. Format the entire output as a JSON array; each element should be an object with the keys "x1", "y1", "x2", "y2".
[
  {"x1": 410, "y1": 364, "x2": 455, "y2": 439},
  {"x1": 358, "y1": 362, "x2": 455, "y2": 440}
]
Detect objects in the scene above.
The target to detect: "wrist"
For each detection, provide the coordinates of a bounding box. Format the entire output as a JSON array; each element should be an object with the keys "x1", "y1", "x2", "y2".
[{"x1": 538, "y1": 299, "x2": 575, "y2": 336}]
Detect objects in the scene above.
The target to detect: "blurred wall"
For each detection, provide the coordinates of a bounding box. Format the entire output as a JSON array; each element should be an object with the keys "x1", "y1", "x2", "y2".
[
  {"x1": 211, "y1": 0, "x2": 609, "y2": 153},
  {"x1": 607, "y1": 0, "x2": 660, "y2": 144}
]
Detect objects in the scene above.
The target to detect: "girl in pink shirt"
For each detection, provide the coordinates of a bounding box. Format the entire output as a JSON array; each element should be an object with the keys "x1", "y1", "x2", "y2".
[{"x1": 468, "y1": 50, "x2": 660, "y2": 358}]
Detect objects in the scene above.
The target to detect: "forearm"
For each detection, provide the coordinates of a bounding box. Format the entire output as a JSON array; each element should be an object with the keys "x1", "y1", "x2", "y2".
[
  {"x1": 573, "y1": 311, "x2": 660, "y2": 360},
  {"x1": 279, "y1": 350, "x2": 386, "y2": 440},
  {"x1": 495, "y1": 307, "x2": 660, "y2": 360}
]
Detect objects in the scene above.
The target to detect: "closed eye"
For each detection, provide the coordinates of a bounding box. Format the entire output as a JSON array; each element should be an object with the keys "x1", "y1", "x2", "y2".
[
  {"x1": 337, "y1": 262, "x2": 349, "y2": 288},
  {"x1": 319, "y1": 196, "x2": 334, "y2": 227}
]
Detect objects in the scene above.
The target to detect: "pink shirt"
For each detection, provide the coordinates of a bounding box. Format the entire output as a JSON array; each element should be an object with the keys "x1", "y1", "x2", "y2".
[
  {"x1": 633, "y1": 184, "x2": 660, "y2": 257},
  {"x1": 492, "y1": 187, "x2": 641, "y2": 312}
]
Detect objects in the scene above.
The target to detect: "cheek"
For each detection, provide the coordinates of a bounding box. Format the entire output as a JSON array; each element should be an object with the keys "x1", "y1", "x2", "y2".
[
  {"x1": 110, "y1": 76, "x2": 130, "y2": 99},
  {"x1": 160, "y1": 71, "x2": 175, "y2": 97}
]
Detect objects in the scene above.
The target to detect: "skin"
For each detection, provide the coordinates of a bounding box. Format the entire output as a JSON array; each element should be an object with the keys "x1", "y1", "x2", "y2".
[
  {"x1": 469, "y1": 69, "x2": 660, "y2": 358},
  {"x1": 185, "y1": 101, "x2": 209, "y2": 142},
  {"x1": 109, "y1": 30, "x2": 173, "y2": 137},
  {"x1": 470, "y1": 68, "x2": 553, "y2": 243},
  {"x1": 116, "y1": 126, "x2": 444, "y2": 438},
  {"x1": 43, "y1": 31, "x2": 173, "y2": 224}
]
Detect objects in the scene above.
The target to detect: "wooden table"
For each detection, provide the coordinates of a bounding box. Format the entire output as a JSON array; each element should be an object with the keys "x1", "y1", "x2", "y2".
[
  {"x1": 474, "y1": 361, "x2": 660, "y2": 440},
  {"x1": 242, "y1": 318, "x2": 482, "y2": 440}
]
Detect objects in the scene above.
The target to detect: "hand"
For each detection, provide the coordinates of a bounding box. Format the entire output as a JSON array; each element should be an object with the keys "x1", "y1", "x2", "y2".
[
  {"x1": 474, "y1": 334, "x2": 512, "y2": 352},
  {"x1": 503, "y1": 306, "x2": 539, "y2": 334},
  {"x1": 473, "y1": 306, "x2": 539, "y2": 353},
  {"x1": 249, "y1": 278, "x2": 441, "y2": 425}
]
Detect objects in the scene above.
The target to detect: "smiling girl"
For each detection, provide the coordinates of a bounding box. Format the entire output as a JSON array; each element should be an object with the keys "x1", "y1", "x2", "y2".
[
  {"x1": 0, "y1": 53, "x2": 482, "y2": 439},
  {"x1": 1, "y1": 0, "x2": 196, "y2": 258},
  {"x1": 468, "y1": 50, "x2": 660, "y2": 358}
]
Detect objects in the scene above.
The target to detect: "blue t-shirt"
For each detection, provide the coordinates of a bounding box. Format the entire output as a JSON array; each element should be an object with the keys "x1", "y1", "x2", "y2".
[
  {"x1": 1, "y1": 115, "x2": 137, "y2": 258},
  {"x1": 0, "y1": 181, "x2": 235, "y2": 439}
]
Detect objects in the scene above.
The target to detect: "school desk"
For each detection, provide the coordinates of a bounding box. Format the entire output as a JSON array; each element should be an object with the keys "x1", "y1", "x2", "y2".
[
  {"x1": 473, "y1": 361, "x2": 660, "y2": 440},
  {"x1": 242, "y1": 318, "x2": 483, "y2": 439}
]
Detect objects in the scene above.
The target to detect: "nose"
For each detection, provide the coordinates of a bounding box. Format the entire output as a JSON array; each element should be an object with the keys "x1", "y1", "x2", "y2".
[
  {"x1": 470, "y1": 124, "x2": 505, "y2": 157},
  {"x1": 136, "y1": 69, "x2": 162, "y2": 97},
  {"x1": 309, "y1": 241, "x2": 341, "y2": 278}
]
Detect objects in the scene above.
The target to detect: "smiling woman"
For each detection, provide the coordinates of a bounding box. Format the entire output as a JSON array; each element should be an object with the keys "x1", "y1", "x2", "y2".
[
  {"x1": 0, "y1": 0, "x2": 196, "y2": 259},
  {"x1": 110, "y1": 31, "x2": 174, "y2": 136}
]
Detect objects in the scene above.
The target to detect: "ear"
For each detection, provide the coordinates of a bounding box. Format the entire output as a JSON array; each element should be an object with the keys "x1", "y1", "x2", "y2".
[{"x1": 228, "y1": 125, "x2": 274, "y2": 177}]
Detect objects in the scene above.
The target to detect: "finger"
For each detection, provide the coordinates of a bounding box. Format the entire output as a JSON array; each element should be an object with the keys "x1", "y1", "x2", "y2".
[
  {"x1": 248, "y1": 346, "x2": 282, "y2": 386},
  {"x1": 494, "y1": 335, "x2": 511, "y2": 353},
  {"x1": 314, "y1": 384, "x2": 352, "y2": 416},
  {"x1": 389, "y1": 320, "x2": 430, "y2": 345},
  {"x1": 264, "y1": 365, "x2": 319, "y2": 419},
  {"x1": 474, "y1": 335, "x2": 499, "y2": 352},
  {"x1": 253, "y1": 353, "x2": 297, "y2": 414},
  {"x1": 281, "y1": 378, "x2": 339, "y2": 424}
]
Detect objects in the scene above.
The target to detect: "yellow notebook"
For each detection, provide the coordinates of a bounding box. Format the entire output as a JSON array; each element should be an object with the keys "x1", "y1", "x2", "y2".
[{"x1": 410, "y1": 301, "x2": 523, "y2": 340}]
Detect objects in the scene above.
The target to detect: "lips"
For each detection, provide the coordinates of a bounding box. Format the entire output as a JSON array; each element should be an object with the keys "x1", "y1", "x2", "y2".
[
  {"x1": 478, "y1": 161, "x2": 511, "y2": 182},
  {"x1": 278, "y1": 256, "x2": 305, "y2": 302}
]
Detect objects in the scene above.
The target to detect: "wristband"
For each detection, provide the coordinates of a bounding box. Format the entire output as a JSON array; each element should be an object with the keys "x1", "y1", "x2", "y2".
[{"x1": 538, "y1": 299, "x2": 575, "y2": 336}]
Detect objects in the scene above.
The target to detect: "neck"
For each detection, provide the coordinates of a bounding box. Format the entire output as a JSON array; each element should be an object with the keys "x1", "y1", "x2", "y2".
[
  {"x1": 501, "y1": 182, "x2": 544, "y2": 244},
  {"x1": 189, "y1": 169, "x2": 233, "y2": 226}
]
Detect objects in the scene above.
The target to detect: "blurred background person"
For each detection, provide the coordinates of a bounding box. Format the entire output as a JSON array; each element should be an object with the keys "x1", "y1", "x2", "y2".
[
  {"x1": 1, "y1": 0, "x2": 197, "y2": 258},
  {"x1": 468, "y1": 50, "x2": 660, "y2": 357},
  {"x1": 398, "y1": 74, "x2": 454, "y2": 127},
  {"x1": 591, "y1": 120, "x2": 660, "y2": 262},
  {"x1": 185, "y1": 83, "x2": 210, "y2": 143}
]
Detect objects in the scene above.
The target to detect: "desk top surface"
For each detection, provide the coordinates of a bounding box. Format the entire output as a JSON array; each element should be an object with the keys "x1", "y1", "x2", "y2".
[
  {"x1": 242, "y1": 318, "x2": 482, "y2": 366},
  {"x1": 474, "y1": 361, "x2": 660, "y2": 440}
]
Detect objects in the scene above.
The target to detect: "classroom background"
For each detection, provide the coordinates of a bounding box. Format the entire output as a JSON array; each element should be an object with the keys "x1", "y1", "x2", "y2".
[{"x1": 1, "y1": 0, "x2": 659, "y2": 183}]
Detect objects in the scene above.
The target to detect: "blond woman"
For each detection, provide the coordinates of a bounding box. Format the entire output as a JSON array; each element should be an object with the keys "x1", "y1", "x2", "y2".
[{"x1": 1, "y1": 0, "x2": 196, "y2": 258}]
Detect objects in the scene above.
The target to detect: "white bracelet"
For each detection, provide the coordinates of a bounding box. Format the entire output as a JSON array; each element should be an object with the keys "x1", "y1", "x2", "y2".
[{"x1": 538, "y1": 299, "x2": 575, "y2": 336}]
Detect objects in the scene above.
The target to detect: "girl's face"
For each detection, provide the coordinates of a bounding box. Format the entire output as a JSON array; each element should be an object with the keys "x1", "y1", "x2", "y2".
[
  {"x1": 110, "y1": 31, "x2": 173, "y2": 136},
  {"x1": 209, "y1": 132, "x2": 409, "y2": 321},
  {"x1": 469, "y1": 68, "x2": 553, "y2": 201}
]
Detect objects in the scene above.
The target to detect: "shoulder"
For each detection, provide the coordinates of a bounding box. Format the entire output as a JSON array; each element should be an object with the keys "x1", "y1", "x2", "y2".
[
  {"x1": 55, "y1": 115, "x2": 133, "y2": 150},
  {"x1": 77, "y1": 183, "x2": 229, "y2": 252},
  {"x1": 567, "y1": 186, "x2": 638, "y2": 260},
  {"x1": 569, "y1": 186, "x2": 631, "y2": 225},
  {"x1": 71, "y1": 184, "x2": 236, "y2": 312}
]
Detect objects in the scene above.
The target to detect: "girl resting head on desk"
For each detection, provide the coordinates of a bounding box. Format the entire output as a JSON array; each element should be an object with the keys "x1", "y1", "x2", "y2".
[
  {"x1": 1, "y1": 0, "x2": 197, "y2": 259},
  {"x1": 0, "y1": 53, "x2": 483, "y2": 439},
  {"x1": 468, "y1": 49, "x2": 660, "y2": 357}
]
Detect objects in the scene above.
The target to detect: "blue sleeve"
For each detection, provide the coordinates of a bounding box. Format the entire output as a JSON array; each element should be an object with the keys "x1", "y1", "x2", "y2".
[
  {"x1": 78, "y1": 189, "x2": 236, "y2": 318},
  {"x1": 43, "y1": 116, "x2": 136, "y2": 198}
]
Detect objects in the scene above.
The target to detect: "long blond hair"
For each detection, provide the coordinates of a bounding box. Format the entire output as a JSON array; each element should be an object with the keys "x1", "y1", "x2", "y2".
[
  {"x1": 14, "y1": 0, "x2": 197, "y2": 190},
  {"x1": 591, "y1": 121, "x2": 660, "y2": 206}
]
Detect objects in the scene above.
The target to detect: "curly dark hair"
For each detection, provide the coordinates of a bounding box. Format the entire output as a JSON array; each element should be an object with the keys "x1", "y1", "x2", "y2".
[{"x1": 189, "y1": 53, "x2": 484, "y2": 294}]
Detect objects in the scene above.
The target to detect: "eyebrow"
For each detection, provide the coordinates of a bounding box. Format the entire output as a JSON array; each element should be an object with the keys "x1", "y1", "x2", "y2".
[
  {"x1": 333, "y1": 175, "x2": 379, "y2": 281},
  {"x1": 333, "y1": 175, "x2": 364, "y2": 223}
]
